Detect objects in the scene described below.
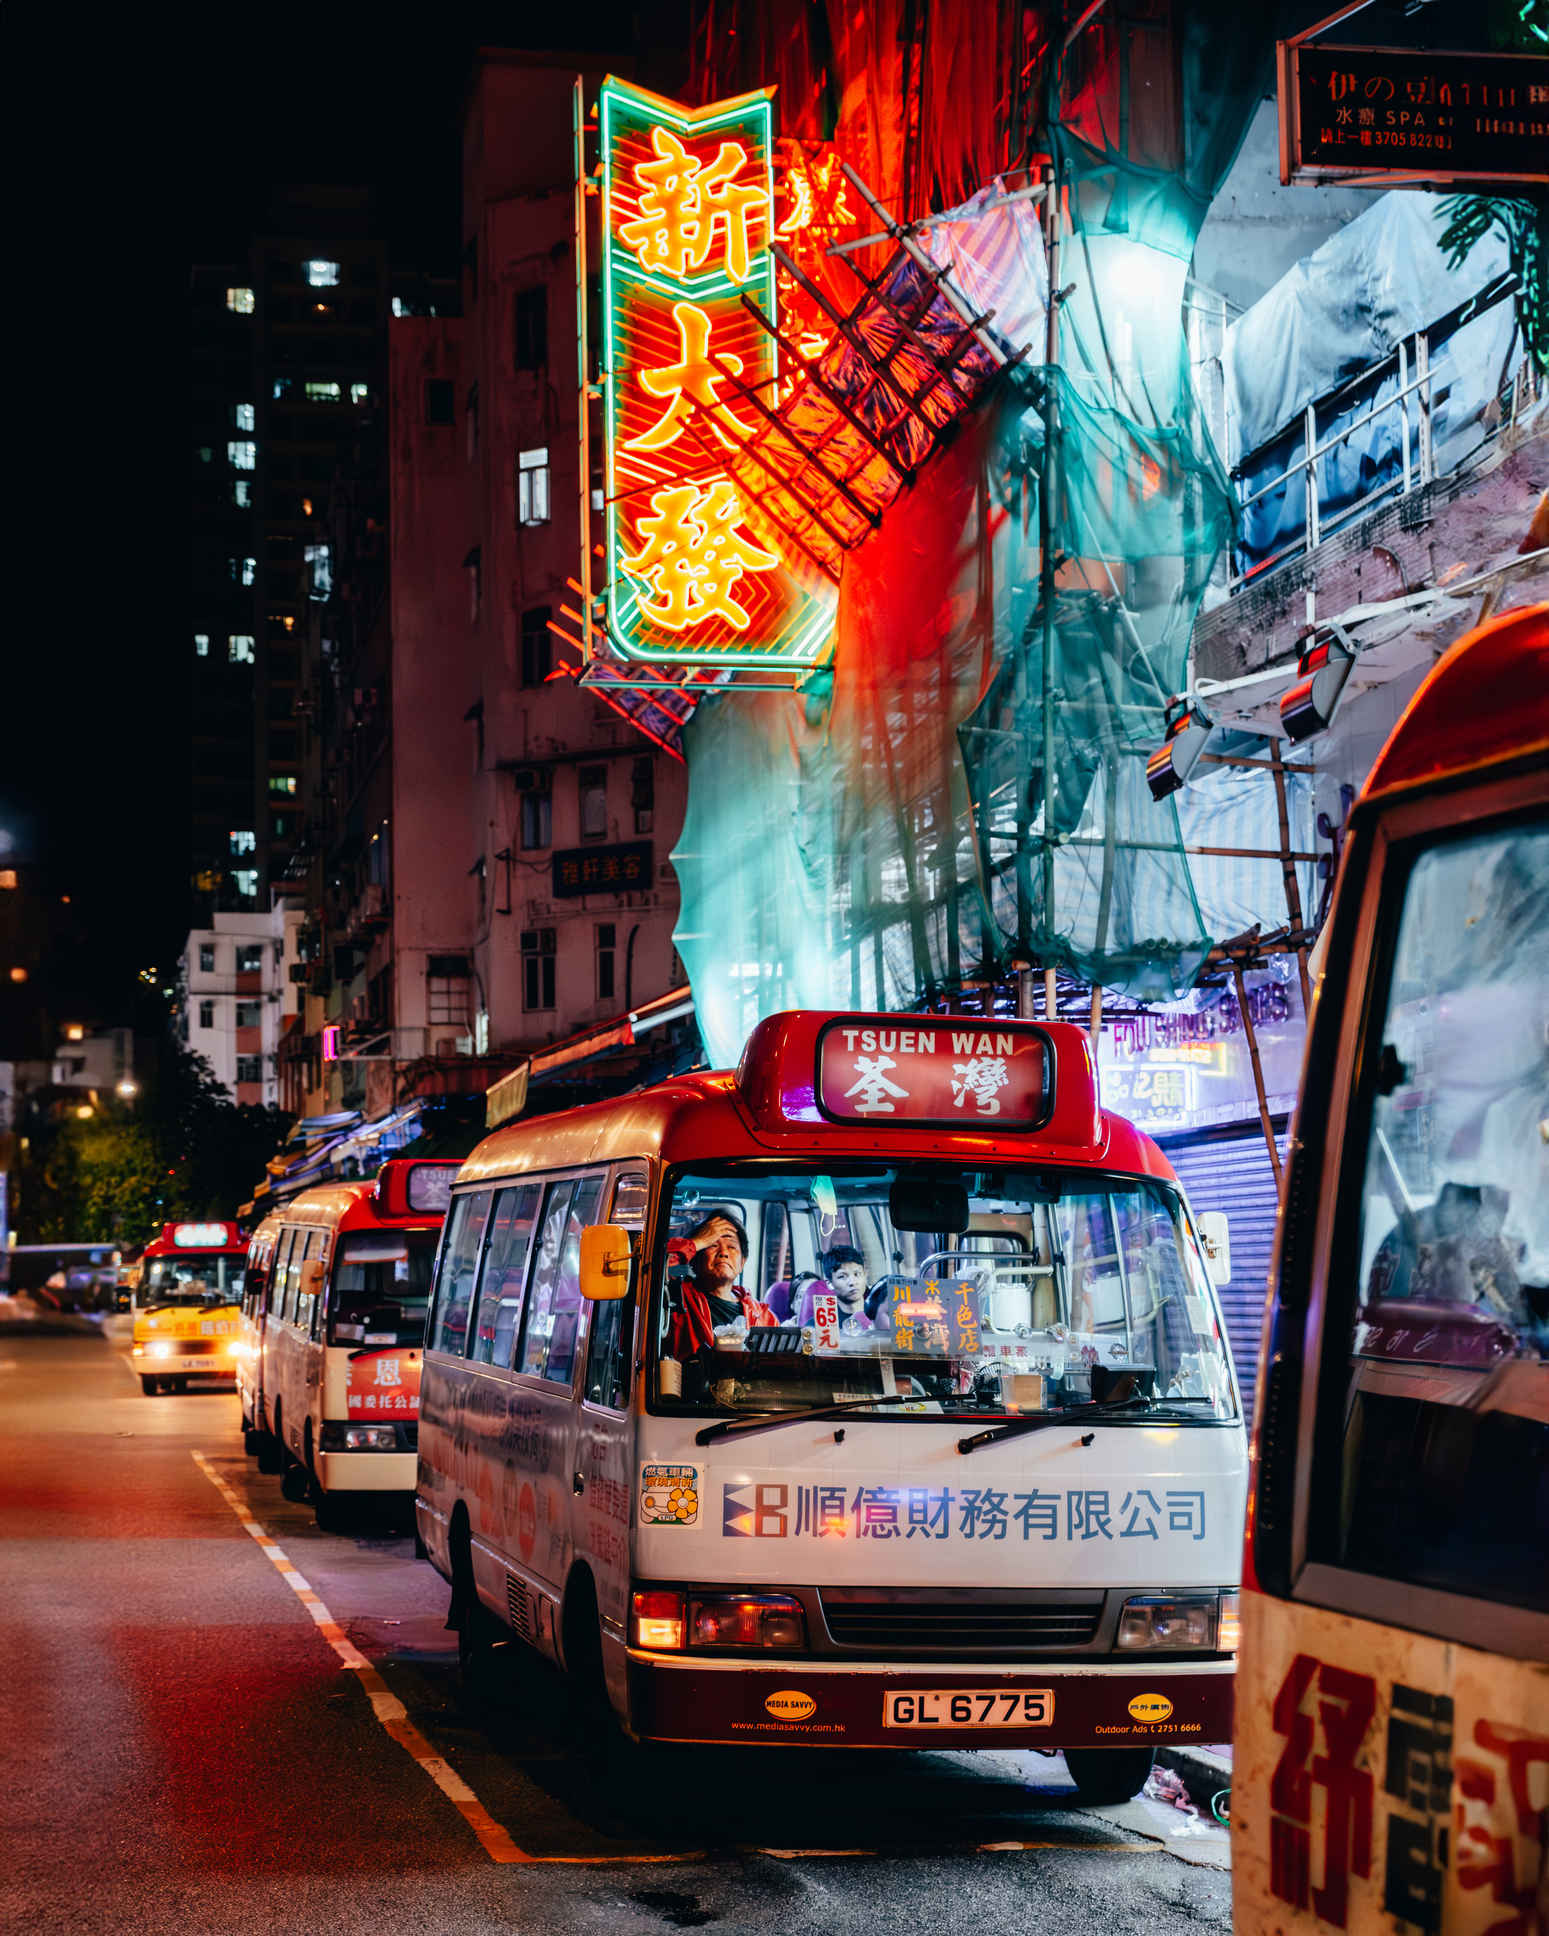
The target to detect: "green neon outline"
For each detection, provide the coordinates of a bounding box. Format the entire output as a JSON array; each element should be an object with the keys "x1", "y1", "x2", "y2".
[{"x1": 599, "y1": 76, "x2": 835, "y2": 672}]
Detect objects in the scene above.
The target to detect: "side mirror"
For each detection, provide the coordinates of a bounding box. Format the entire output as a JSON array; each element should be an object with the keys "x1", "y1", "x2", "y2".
[
  {"x1": 580, "y1": 1224, "x2": 633, "y2": 1301},
  {"x1": 1197, "y1": 1212, "x2": 1231, "y2": 1287},
  {"x1": 301, "y1": 1258, "x2": 328, "y2": 1295}
]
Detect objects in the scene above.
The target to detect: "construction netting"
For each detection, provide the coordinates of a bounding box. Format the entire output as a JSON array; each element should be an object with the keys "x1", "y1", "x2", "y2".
[{"x1": 674, "y1": 5, "x2": 1275, "y2": 1067}]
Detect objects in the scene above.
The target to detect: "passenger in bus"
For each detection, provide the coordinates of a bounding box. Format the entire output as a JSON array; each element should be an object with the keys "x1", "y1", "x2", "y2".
[
  {"x1": 795, "y1": 1245, "x2": 878, "y2": 1334},
  {"x1": 660, "y1": 1211, "x2": 776, "y2": 1393}
]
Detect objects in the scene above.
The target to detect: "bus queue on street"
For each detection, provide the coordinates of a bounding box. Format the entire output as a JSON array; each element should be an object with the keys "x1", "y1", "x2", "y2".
[{"x1": 237, "y1": 1157, "x2": 460, "y2": 1529}]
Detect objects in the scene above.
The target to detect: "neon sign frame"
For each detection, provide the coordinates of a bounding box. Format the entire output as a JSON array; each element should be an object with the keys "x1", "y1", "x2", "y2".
[{"x1": 598, "y1": 76, "x2": 835, "y2": 672}]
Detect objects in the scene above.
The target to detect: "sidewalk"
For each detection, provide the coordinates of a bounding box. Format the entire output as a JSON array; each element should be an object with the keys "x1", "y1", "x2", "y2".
[{"x1": 1156, "y1": 1743, "x2": 1232, "y2": 1812}]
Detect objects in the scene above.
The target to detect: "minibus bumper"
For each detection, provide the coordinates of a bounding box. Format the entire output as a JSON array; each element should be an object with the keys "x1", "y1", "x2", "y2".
[
  {"x1": 624, "y1": 1653, "x2": 1233, "y2": 1749},
  {"x1": 131, "y1": 1344, "x2": 237, "y2": 1381},
  {"x1": 314, "y1": 1449, "x2": 418, "y2": 1495}
]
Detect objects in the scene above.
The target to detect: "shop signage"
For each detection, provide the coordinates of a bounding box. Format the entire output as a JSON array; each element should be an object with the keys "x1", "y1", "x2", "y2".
[
  {"x1": 1278, "y1": 42, "x2": 1549, "y2": 186},
  {"x1": 551, "y1": 840, "x2": 654, "y2": 899},
  {"x1": 816, "y1": 1019, "x2": 1051, "y2": 1129},
  {"x1": 598, "y1": 76, "x2": 836, "y2": 670}
]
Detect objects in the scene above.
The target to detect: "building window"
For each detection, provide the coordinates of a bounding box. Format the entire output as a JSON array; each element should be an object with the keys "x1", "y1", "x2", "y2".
[
  {"x1": 198, "y1": 944, "x2": 216, "y2": 973},
  {"x1": 518, "y1": 447, "x2": 550, "y2": 526},
  {"x1": 304, "y1": 259, "x2": 340, "y2": 287},
  {"x1": 514, "y1": 287, "x2": 548, "y2": 371},
  {"x1": 229, "y1": 635, "x2": 255, "y2": 664},
  {"x1": 226, "y1": 286, "x2": 254, "y2": 314},
  {"x1": 236, "y1": 1000, "x2": 263, "y2": 1029},
  {"x1": 194, "y1": 633, "x2": 210, "y2": 658},
  {"x1": 579, "y1": 764, "x2": 608, "y2": 841},
  {"x1": 464, "y1": 546, "x2": 481, "y2": 623},
  {"x1": 0, "y1": 870, "x2": 16, "y2": 890},
  {"x1": 596, "y1": 923, "x2": 616, "y2": 1003},
  {"x1": 350, "y1": 382, "x2": 369, "y2": 404},
  {"x1": 198, "y1": 999, "x2": 215, "y2": 1028},
  {"x1": 519, "y1": 788, "x2": 552, "y2": 851},
  {"x1": 304, "y1": 543, "x2": 332, "y2": 599},
  {"x1": 233, "y1": 870, "x2": 259, "y2": 899},
  {"x1": 427, "y1": 954, "x2": 472, "y2": 1027},
  {"x1": 631, "y1": 756, "x2": 655, "y2": 835},
  {"x1": 236, "y1": 1055, "x2": 263, "y2": 1084},
  {"x1": 233, "y1": 480, "x2": 251, "y2": 507},
  {"x1": 520, "y1": 607, "x2": 552, "y2": 687},
  {"x1": 236, "y1": 944, "x2": 264, "y2": 973},
  {"x1": 228, "y1": 440, "x2": 256, "y2": 471},
  {"x1": 521, "y1": 929, "x2": 556, "y2": 1011},
  {"x1": 229, "y1": 829, "x2": 257, "y2": 856},
  {"x1": 305, "y1": 381, "x2": 341, "y2": 402},
  {"x1": 233, "y1": 402, "x2": 255, "y2": 431},
  {"x1": 425, "y1": 379, "x2": 454, "y2": 427},
  {"x1": 231, "y1": 556, "x2": 256, "y2": 586},
  {"x1": 269, "y1": 774, "x2": 297, "y2": 796}
]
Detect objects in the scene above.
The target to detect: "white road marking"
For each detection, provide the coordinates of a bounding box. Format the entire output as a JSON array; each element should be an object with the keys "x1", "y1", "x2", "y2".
[{"x1": 192, "y1": 1450, "x2": 529, "y2": 1863}]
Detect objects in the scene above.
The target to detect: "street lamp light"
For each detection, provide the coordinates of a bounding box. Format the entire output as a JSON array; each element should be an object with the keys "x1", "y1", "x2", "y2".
[
  {"x1": 1146, "y1": 698, "x2": 1213, "y2": 802},
  {"x1": 116, "y1": 1079, "x2": 139, "y2": 1101},
  {"x1": 1280, "y1": 625, "x2": 1357, "y2": 743}
]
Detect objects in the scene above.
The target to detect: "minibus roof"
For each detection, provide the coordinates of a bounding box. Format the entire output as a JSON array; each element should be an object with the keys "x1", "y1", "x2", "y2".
[
  {"x1": 142, "y1": 1221, "x2": 246, "y2": 1257},
  {"x1": 1362, "y1": 600, "x2": 1548, "y2": 803},
  {"x1": 251, "y1": 1178, "x2": 449, "y2": 1236},
  {"x1": 460, "y1": 1012, "x2": 1175, "y2": 1187}
]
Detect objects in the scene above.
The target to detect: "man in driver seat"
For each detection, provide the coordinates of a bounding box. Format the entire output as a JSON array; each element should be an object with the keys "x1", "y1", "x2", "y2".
[{"x1": 661, "y1": 1211, "x2": 776, "y2": 1390}]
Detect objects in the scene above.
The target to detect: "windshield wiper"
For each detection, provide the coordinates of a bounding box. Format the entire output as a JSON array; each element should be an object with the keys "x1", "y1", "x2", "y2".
[
  {"x1": 694, "y1": 1392, "x2": 927, "y2": 1446},
  {"x1": 956, "y1": 1394, "x2": 1220, "y2": 1454}
]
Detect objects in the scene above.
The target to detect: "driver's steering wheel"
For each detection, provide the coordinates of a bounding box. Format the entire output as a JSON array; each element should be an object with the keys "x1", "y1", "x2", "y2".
[{"x1": 863, "y1": 1273, "x2": 914, "y2": 1322}]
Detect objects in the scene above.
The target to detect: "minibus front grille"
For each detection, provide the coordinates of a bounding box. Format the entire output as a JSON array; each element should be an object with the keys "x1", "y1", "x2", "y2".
[
  {"x1": 818, "y1": 1591, "x2": 1104, "y2": 1654},
  {"x1": 161, "y1": 1340, "x2": 227, "y2": 1357}
]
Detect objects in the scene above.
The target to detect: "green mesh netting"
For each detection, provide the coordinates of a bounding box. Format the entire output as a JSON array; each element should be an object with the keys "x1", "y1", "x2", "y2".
[{"x1": 675, "y1": 11, "x2": 1267, "y2": 1068}]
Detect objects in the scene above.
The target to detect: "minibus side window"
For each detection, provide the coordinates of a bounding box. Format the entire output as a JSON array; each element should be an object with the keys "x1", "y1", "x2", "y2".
[
  {"x1": 1311, "y1": 816, "x2": 1549, "y2": 1616},
  {"x1": 584, "y1": 1170, "x2": 646, "y2": 1411},
  {"x1": 471, "y1": 1183, "x2": 542, "y2": 1368},
  {"x1": 272, "y1": 1229, "x2": 297, "y2": 1322},
  {"x1": 429, "y1": 1192, "x2": 493, "y2": 1357},
  {"x1": 518, "y1": 1171, "x2": 606, "y2": 1385},
  {"x1": 295, "y1": 1231, "x2": 323, "y2": 1336}
]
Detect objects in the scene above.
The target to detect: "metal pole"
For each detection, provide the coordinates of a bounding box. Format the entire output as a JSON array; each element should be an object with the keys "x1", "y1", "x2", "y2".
[
  {"x1": 1269, "y1": 742, "x2": 1314, "y2": 1018},
  {"x1": 1041, "y1": 159, "x2": 1061, "y2": 1023}
]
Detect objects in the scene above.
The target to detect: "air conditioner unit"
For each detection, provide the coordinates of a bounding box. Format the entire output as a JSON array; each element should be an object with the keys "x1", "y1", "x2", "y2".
[{"x1": 510, "y1": 767, "x2": 541, "y2": 792}]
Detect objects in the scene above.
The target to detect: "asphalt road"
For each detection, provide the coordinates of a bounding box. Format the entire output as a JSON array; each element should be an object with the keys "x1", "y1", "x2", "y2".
[{"x1": 0, "y1": 1324, "x2": 1231, "y2": 1936}]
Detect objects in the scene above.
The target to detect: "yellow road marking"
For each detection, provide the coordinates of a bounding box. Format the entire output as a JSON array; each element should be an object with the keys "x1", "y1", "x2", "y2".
[{"x1": 192, "y1": 1451, "x2": 529, "y2": 1863}]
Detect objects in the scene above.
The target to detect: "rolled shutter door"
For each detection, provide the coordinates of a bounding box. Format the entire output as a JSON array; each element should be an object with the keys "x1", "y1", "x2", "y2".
[{"x1": 1159, "y1": 1124, "x2": 1288, "y2": 1430}]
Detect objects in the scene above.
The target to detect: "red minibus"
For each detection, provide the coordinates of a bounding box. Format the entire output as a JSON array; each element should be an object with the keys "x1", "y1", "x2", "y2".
[{"x1": 1233, "y1": 601, "x2": 1549, "y2": 1932}]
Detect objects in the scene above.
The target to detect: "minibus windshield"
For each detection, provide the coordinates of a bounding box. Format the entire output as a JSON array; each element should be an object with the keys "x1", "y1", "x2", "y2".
[
  {"x1": 327, "y1": 1232, "x2": 436, "y2": 1346},
  {"x1": 655, "y1": 1164, "x2": 1236, "y2": 1421},
  {"x1": 144, "y1": 1257, "x2": 242, "y2": 1304}
]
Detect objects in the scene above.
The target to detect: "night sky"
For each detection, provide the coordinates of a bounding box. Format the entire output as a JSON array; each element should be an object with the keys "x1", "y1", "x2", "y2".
[{"x1": 7, "y1": 2, "x2": 663, "y2": 1021}]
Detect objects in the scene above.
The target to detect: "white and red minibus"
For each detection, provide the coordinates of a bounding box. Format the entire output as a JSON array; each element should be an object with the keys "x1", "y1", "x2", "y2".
[
  {"x1": 1232, "y1": 602, "x2": 1549, "y2": 1932},
  {"x1": 245, "y1": 1158, "x2": 459, "y2": 1527},
  {"x1": 418, "y1": 1009, "x2": 1247, "y2": 1800}
]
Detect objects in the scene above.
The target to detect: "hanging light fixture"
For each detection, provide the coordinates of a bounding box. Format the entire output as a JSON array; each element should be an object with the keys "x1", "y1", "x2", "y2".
[
  {"x1": 1146, "y1": 698, "x2": 1214, "y2": 801},
  {"x1": 1280, "y1": 625, "x2": 1357, "y2": 743}
]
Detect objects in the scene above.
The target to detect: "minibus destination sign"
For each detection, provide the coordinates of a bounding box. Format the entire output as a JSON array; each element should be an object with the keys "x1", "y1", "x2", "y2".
[
  {"x1": 816, "y1": 1019, "x2": 1050, "y2": 1129},
  {"x1": 170, "y1": 1222, "x2": 237, "y2": 1249}
]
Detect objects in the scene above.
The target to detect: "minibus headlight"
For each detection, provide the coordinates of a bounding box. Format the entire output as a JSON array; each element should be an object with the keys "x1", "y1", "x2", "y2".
[
  {"x1": 687, "y1": 1594, "x2": 806, "y2": 1651},
  {"x1": 1116, "y1": 1593, "x2": 1219, "y2": 1651},
  {"x1": 319, "y1": 1422, "x2": 399, "y2": 1452},
  {"x1": 1217, "y1": 1590, "x2": 1240, "y2": 1653},
  {"x1": 631, "y1": 1590, "x2": 686, "y2": 1650},
  {"x1": 628, "y1": 1590, "x2": 807, "y2": 1652},
  {"x1": 147, "y1": 1341, "x2": 175, "y2": 1359}
]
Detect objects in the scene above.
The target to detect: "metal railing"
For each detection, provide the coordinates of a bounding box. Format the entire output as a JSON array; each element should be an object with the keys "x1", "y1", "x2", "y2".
[{"x1": 1226, "y1": 273, "x2": 1529, "y2": 592}]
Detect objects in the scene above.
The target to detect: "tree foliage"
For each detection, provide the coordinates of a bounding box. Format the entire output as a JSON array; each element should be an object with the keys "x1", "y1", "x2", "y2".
[{"x1": 14, "y1": 1036, "x2": 290, "y2": 1245}]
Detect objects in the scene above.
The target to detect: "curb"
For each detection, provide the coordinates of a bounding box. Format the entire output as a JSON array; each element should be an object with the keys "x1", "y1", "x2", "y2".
[{"x1": 1155, "y1": 1743, "x2": 1232, "y2": 1810}]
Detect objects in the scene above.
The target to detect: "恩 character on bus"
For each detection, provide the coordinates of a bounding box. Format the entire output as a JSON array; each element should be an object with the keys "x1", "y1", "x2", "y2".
[{"x1": 659, "y1": 1210, "x2": 776, "y2": 1398}]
